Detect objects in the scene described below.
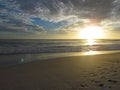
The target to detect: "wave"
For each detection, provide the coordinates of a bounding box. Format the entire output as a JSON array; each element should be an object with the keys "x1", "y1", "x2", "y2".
[{"x1": 0, "y1": 39, "x2": 120, "y2": 55}]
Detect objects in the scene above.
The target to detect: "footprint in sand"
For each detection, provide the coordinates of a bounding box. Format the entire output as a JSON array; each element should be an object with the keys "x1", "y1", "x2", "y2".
[
  {"x1": 98, "y1": 83, "x2": 114, "y2": 89},
  {"x1": 91, "y1": 79, "x2": 101, "y2": 83},
  {"x1": 98, "y1": 83, "x2": 104, "y2": 87},
  {"x1": 72, "y1": 84, "x2": 88, "y2": 89},
  {"x1": 108, "y1": 86, "x2": 112, "y2": 89},
  {"x1": 113, "y1": 70, "x2": 117, "y2": 72},
  {"x1": 80, "y1": 84, "x2": 89, "y2": 88},
  {"x1": 108, "y1": 80, "x2": 117, "y2": 84}
]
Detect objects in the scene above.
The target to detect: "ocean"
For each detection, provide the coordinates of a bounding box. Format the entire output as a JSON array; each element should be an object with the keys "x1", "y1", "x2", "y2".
[{"x1": 0, "y1": 39, "x2": 120, "y2": 66}]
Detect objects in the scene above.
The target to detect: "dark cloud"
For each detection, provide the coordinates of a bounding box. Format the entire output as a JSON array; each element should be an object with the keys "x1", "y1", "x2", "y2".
[
  {"x1": 0, "y1": 22, "x2": 45, "y2": 34},
  {"x1": 0, "y1": 0, "x2": 119, "y2": 23},
  {"x1": 111, "y1": 0, "x2": 120, "y2": 19},
  {"x1": 0, "y1": 23, "x2": 28, "y2": 33},
  {"x1": 13, "y1": 0, "x2": 114, "y2": 21},
  {"x1": 1, "y1": 0, "x2": 120, "y2": 21}
]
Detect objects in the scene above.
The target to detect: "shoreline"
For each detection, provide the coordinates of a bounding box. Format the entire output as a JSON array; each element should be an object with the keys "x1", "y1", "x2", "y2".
[{"x1": 0, "y1": 50, "x2": 120, "y2": 67}]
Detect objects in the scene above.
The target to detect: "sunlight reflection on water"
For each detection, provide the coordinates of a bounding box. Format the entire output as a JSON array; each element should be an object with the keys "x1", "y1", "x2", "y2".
[
  {"x1": 87, "y1": 39, "x2": 95, "y2": 45},
  {"x1": 83, "y1": 39, "x2": 98, "y2": 55},
  {"x1": 84, "y1": 50, "x2": 97, "y2": 55}
]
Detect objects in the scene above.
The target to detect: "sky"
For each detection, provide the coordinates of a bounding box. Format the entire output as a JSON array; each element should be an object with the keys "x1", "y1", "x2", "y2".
[{"x1": 0, "y1": 0, "x2": 120, "y2": 39}]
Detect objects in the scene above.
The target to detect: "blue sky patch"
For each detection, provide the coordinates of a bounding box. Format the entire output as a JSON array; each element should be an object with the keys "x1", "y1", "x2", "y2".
[{"x1": 31, "y1": 18, "x2": 66, "y2": 30}]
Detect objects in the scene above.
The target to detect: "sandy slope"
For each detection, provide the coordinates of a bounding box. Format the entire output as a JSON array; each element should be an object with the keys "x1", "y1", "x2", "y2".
[{"x1": 0, "y1": 53, "x2": 120, "y2": 90}]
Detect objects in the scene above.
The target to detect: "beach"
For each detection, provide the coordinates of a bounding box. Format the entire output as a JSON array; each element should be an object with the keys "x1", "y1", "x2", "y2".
[
  {"x1": 1, "y1": 0, "x2": 120, "y2": 89},
  {"x1": 0, "y1": 53, "x2": 120, "y2": 90}
]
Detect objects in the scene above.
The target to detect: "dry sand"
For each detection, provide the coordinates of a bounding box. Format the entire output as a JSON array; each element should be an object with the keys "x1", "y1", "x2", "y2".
[{"x1": 0, "y1": 53, "x2": 120, "y2": 90}]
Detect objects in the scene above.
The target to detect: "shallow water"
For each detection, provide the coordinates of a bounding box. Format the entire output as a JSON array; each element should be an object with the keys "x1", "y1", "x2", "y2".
[
  {"x1": 0, "y1": 50, "x2": 120, "y2": 67},
  {"x1": 0, "y1": 39, "x2": 120, "y2": 66}
]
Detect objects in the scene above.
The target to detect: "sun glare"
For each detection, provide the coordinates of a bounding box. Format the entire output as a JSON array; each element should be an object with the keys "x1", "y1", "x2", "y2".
[
  {"x1": 87, "y1": 39, "x2": 95, "y2": 45},
  {"x1": 85, "y1": 50, "x2": 97, "y2": 55},
  {"x1": 80, "y1": 26, "x2": 103, "y2": 39}
]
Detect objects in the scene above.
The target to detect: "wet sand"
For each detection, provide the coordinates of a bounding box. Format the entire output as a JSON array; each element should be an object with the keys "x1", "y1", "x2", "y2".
[{"x1": 0, "y1": 53, "x2": 120, "y2": 90}]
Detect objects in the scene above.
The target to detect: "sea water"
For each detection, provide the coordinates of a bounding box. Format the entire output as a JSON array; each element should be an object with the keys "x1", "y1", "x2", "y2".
[{"x1": 0, "y1": 39, "x2": 120, "y2": 66}]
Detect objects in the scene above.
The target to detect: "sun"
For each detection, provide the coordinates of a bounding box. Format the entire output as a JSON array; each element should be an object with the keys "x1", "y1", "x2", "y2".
[{"x1": 80, "y1": 26, "x2": 103, "y2": 39}]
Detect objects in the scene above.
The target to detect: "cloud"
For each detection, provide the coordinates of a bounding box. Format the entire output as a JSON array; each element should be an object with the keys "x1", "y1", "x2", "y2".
[
  {"x1": 1, "y1": 0, "x2": 114, "y2": 22},
  {"x1": 0, "y1": 21, "x2": 45, "y2": 34},
  {"x1": 16, "y1": 0, "x2": 114, "y2": 21},
  {"x1": 110, "y1": 0, "x2": 120, "y2": 20},
  {"x1": 0, "y1": 0, "x2": 46, "y2": 34},
  {"x1": 0, "y1": 0, "x2": 120, "y2": 38},
  {"x1": 30, "y1": 25, "x2": 46, "y2": 33}
]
